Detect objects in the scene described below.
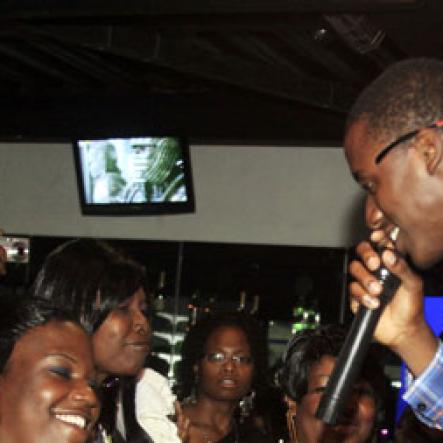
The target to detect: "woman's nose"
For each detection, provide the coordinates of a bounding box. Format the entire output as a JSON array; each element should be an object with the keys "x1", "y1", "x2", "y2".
[
  {"x1": 133, "y1": 308, "x2": 149, "y2": 334},
  {"x1": 222, "y1": 357, "x2": 235, "y2": 372},
  {"x1": 71, "y1": 379, "x2": 99, "y2": 408}
]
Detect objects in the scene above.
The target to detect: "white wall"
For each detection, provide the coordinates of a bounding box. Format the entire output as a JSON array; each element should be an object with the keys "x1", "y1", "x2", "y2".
[{"x1": 0, "y1": 143, "x2": 367, "y2": 247}]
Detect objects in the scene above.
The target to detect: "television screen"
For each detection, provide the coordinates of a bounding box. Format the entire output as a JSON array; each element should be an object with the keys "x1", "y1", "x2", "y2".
[{"x1": 73, "y1": 136, "x2": 195, "y2": 215}]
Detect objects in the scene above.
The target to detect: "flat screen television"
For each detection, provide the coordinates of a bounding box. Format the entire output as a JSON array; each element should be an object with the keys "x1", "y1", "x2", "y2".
[{"x1": 73, "y1": 136, "x2": 195, "y2": 215}]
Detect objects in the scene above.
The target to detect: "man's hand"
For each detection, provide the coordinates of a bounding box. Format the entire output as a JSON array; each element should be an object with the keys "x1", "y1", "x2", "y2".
[{"x1": 348, "y1": 231, "x2": 438, "y2": 376}]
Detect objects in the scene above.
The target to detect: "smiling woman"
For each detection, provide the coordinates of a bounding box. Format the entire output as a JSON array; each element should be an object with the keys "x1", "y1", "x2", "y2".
[
  {"x1": 30, "y1": 238, "x2": 182, "y2": 443},
  {"x1": 0, "y1": 296, "x2": 99, "y2": 443}
]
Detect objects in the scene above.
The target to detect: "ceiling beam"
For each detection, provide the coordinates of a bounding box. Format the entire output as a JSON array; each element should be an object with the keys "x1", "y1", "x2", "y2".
[
  {"x1": 0, "y1": 92, "x2": 346, "y2": 143},
  {"x1": 2, "y1": 24, "x2": 360, "y2": 111},
  {"x1": 0, "y1": 1, "x2": 422, "y2": 25}
]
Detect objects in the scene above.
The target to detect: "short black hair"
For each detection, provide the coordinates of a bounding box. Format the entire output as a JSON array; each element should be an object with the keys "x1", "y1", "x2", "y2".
[
  {"x1": 346, "y1": 58, "x2": 443, "y2": 141},
  {"x1": 0, "y1": 295, "x2": 76, "y2": 372},
  {"x1": 279, "y1": 324, "x2": 387, "y2": 406},
  {"x1": 278, "y1": 324, "x2": 345, "y2": 402},
  {"x1": 176, "y1": 312, "x2": 269, "y2": 401},
  {"x1": 31, "y1": 238, "x2": 149, "y2": 333}
]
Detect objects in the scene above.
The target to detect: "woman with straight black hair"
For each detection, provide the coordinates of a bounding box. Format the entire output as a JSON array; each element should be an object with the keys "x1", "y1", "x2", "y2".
[{"x1": 32, "y1": 238, "x2": 182, "y2": 443}]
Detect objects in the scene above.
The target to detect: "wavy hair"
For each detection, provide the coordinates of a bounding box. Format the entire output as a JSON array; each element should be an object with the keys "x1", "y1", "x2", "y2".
[{"x1": 176, "y1": 311, "x2": 269, "y2": 401}]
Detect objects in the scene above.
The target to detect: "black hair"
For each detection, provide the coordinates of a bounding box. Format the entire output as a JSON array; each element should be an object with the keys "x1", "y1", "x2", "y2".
[
  {"x1": 279, "y1": 324, "x2": 388, "y2": 408},
  {"x1": 176, "y1": 311, "x2": 269, "y2": 402},
  {"x1": 31, "y1": 238, "x2": 149, "y2": 333},
  {"x1": 278, "y1": 324, "x2": 345, "y2": 402},
  {"x1": 346, "y1": 58, "x2": 443, "y2": 141},
  {"x1": 0, "y1": 295, "x2": 77, "y2": 372},
  {"x1": 395, "y1": 405, "x2": 443, "y2": 442},
  {"x1": 31, "y1": 238, "x2": 152, "y2": 443}
]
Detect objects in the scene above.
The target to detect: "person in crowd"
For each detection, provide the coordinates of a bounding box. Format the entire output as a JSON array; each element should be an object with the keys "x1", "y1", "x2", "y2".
[
  {"x1": 32, "y1": 238, "x2": 183, "y2": 443},
  {"x1": 279, "y1": 324, "x2": 389, "y2": 443},
  {"x1": 395, "y1": 406, "x2": 443, "y2": 442},
  {"x1": 342, "y1": 57, "x2": 443, "y2": 429},
  {"x1": 0, "y1": 296, "x2": 100, "y2": 443},
  {"x1": 176, "y1": 312, "x2": 273, "y2": 443}
]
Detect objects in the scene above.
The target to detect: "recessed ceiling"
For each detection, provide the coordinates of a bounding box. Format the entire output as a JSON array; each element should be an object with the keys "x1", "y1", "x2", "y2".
[{"x1": 0, "y1": 0, "x2": 439, "y2": 144}]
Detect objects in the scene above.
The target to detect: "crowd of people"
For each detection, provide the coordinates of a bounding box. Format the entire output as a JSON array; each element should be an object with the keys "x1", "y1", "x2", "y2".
[
  {"x1": 0, "y1": 236, "x2": 397, "y2": 443},
  {"x1": 1, "y1": 56, "x2": 443, "y2": 442}
]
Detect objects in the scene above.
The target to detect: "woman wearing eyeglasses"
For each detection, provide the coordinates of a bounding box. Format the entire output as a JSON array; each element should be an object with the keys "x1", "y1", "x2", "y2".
[{"x1": 176, "y1": 312, "x2": 273, "y2": 443}]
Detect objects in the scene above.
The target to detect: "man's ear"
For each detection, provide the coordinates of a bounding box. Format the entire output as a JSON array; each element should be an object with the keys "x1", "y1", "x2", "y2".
[{"x1": 415, "y1": 127, "x2": 443, "y2": 174}]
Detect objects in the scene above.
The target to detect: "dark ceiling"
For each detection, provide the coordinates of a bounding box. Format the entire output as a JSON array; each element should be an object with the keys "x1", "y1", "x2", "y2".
[{"x1": 0, "y1": 0, "x2": 441, "y2": 144}]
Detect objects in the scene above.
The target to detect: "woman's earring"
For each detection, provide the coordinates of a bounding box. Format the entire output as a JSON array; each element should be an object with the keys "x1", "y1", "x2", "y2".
[
  {"x1": 239, "y1": 390, "x2": 256, "y2": 421},
  {"x1": 285, "y1": 396, "x2": 298, "y2": 443},
  {"x1": 189, "y1": 370, "x2": 199, "y2": 403}
]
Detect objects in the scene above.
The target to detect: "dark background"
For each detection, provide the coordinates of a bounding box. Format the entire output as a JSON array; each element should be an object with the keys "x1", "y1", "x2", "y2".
[
  {"x1": 2, "y1": 3, "x2": 443, "y2": 438},
  {"x1": 0, "y1": 0, "x2": 442, "y2": 144}
]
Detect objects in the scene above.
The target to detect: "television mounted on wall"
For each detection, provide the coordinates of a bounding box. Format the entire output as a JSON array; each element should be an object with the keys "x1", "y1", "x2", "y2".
[{"x1": 73, "y1": 136, "x2": 195, "y2": 215}]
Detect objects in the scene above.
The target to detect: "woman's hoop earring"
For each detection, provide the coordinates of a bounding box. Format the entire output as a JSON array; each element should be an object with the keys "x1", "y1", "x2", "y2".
[
  {"x1": 188, "y1": 367, "x2": 199, "y2": 403},
  {"x1": 285, "y1": 396, "x2": 298, "y2": 443},
  {"x1": 239, "y1": 390, "x2": 255, "y2": 421}
]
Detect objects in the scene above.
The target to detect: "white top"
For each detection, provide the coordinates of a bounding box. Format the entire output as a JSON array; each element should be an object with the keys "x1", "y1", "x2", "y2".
[{"x1": 116, "y1": 368, "x2": 181, "y2": 443}]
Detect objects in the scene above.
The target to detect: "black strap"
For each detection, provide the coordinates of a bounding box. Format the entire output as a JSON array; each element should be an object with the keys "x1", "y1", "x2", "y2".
[{"x1": 121, "y1": 378, "x2": 154, "y2": 443}]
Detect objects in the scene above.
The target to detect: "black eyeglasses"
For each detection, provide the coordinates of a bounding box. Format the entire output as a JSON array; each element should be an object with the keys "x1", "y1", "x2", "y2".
[{"x1": 375, "y1": 120, "x2": 443, "y2": 164}]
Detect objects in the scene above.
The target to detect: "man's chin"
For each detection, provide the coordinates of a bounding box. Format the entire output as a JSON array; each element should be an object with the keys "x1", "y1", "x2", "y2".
[{"x1": 410, "y1": 250, "x2": 443, "y2": 270}]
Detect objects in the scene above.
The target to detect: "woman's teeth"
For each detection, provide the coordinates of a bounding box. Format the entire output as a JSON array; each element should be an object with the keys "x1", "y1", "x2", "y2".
[{"x1": 55, "y1": 414, "x2": 87, "y2": 429}]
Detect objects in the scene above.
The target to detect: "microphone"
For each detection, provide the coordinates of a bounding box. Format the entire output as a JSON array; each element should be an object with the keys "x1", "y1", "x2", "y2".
[{"x1": 315, "y1": 228, "x2": 401, "y2": 425}]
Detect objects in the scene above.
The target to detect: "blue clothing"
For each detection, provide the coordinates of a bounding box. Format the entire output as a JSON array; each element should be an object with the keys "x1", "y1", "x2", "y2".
[{"x1": 403, "y1": 340, "x2": 443, "y2": 429}]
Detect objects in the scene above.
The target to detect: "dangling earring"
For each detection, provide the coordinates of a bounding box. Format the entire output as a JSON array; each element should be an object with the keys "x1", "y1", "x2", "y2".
[
  {"x1": 285, "y1": 396, "x2": 298, "y2": 443},
  {"x1": 239, "y1": 390, "x2": 255, "y2": 422},
  {"x1": 187, "y1": 369, "x2": 199, "y2": 404}
]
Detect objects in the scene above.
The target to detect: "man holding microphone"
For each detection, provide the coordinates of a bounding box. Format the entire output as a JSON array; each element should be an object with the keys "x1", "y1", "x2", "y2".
[{"x1": 343, "y1": 58, "x2": 443, "y2": 429}]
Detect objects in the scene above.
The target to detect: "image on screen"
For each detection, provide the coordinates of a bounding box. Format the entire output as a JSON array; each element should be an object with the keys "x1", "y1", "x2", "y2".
[{"x1": 77, "y1": 137, "x2": 190, "y2": 205}]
